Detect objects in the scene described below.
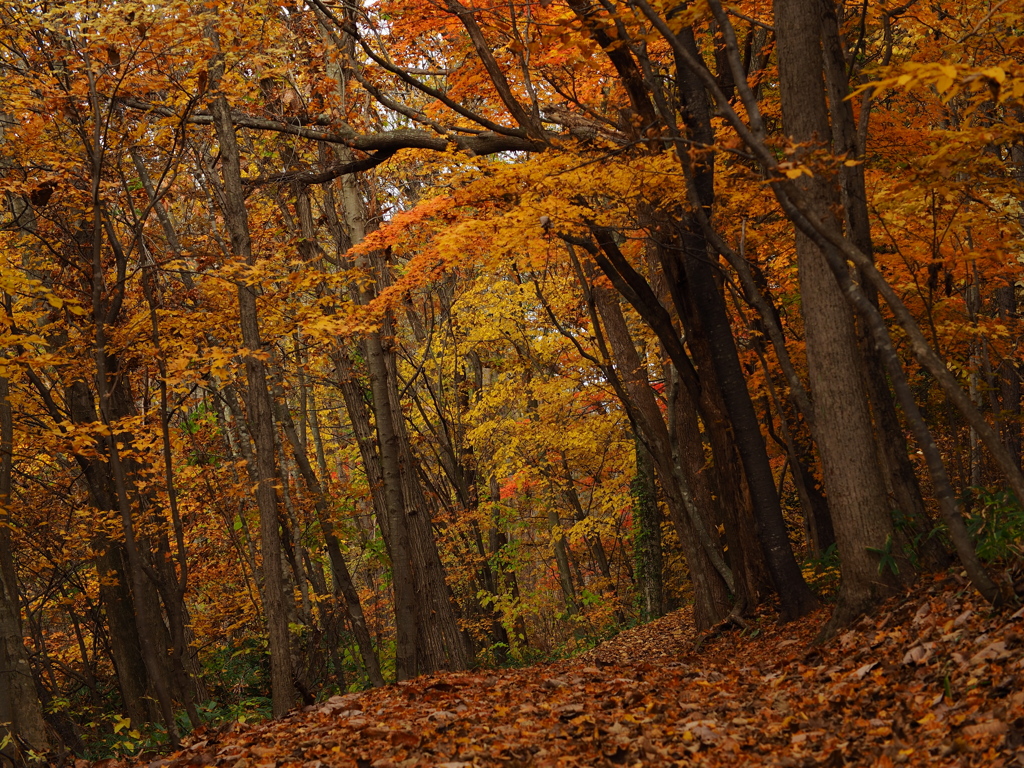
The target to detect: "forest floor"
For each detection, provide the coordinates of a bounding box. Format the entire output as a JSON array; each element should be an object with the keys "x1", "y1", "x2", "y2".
[{"x1": 130, "y1": 572, "x2": 1024, "y2": 768}]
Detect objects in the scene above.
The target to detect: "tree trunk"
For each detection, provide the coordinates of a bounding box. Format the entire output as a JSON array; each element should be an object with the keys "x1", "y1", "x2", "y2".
[
  {"x1": 208, "y1": 91, "x2": 296, "y2": 717},
  {"x1": 0, "y1": 374, "x2": 53, "y2": 763},
  {"x1": 270, "y1": 375, "x2": 385, "y2": 687},
  {"x1": 774, "y1": 0, "x2": 904, "y2": 630},
  {"x1": 587, "y1": 279, "x2": 732, "y2": 629},
  {"x1": 819, "y1": 0, "x2": 932, "y2": 546},
  {"x1": 666, "y1": 38, "x2": 817, "y2": 619},
  {"x1": 996, "y1": 284, "x2": 1022, "y2": 468},
  {"x1": 630, "y1": 438, "x2": 664, "y2": 621}
]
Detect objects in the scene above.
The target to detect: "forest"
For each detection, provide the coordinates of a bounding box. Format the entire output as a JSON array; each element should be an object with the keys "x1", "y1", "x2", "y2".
[{"x1": 1, "y1": 0, "x2": 1023, "y2": 763}]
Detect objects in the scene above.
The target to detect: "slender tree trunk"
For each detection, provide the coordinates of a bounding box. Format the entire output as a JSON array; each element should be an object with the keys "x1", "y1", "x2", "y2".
[
  {"x1": 0, "y1": 374, "x2": 52, "y2": 763},
  {"x1": 587, "y1": 279, "x2": 732, "y2": 628},
  {"x1": 330, "y1": 163, "x2": 470, "y2": 677},
  {"x1": 630, "y1": 438, "x2": 664, "y2": 621},
  {"x1": 767, "y1": 391, "x2": 835, "y2": 558},
  {"x1": 0, "y1": 118, "x2": 56, "y2": 760},
  {"x1": 666, "y1": 38, "x2": 817, "y2": 619},
  {"x1": 363, "y1": 331, "x2": 421, "y2": 678},
  {"x1": 490, "y1": 478, "x2": 528, "y2": 644},
  {"x1": 996, "y1": 284, "x2": 1022, "y2": 468},
  {"x1": 270, "y1": 375, "x2": 385, "y2": 686},
  {"x1": 207, "y1": 90, "x2": 296, "y2": 717},
  {"x1": 547, "y1": 508, "x2": 579, "y2": 615}
]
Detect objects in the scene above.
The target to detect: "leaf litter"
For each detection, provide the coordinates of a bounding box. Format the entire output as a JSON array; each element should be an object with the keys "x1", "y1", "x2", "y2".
[{"x1": 108, "y1": 573, "x2": 1024, "y2": 768}]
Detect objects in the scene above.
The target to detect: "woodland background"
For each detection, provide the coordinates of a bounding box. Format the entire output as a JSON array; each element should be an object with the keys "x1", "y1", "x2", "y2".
[{"x1": 2, "y1": 0, "x2": 1024, "y2": 762}]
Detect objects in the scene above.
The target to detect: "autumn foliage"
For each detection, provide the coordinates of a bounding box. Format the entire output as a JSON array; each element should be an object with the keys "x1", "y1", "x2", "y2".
[{"x1": 1, "y1": 0, "x2": 1024, "y2": 762}]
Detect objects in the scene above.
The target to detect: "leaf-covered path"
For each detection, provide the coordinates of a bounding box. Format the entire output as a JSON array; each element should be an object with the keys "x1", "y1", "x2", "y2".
[{"x1": 142, "y1": 575, "x2": 1024, "y2": 768}]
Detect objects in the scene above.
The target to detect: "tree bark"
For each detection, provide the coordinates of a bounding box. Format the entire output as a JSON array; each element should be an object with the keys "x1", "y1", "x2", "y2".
[
  {"x1": 208, "y1": 90, "x2": 297, "y2": 717},
  {"x1": 587, "y1": 279, "x2": 732, "y2": 629},
  {"x1": 667, "y1": 37, "x2": 818, "y2": 619},
  {"x1": 0, "y1": 374, "x2": 53, "y2": 763},
  {"x1": 630, "y1": 438, "x2": 664, "y2": 621},
  {"x1": 775, "y1": 0, "x2": 904, "y2": 629},
  {"x1": 270, "y1": 375, "x2": 385, "y2": 687}
]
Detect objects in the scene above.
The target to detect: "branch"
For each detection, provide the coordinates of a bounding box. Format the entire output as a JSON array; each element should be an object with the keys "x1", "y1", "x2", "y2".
[
  {"x1": 117, "y1": 96, "x2": 543, "y2": 156},
  {"x1": 243, "y1": 149, "x2": 398, "y2": 186},
  {"x1": 115, "y1": 96, "x2": 358, "y2": 143},
  {"x1": 445, "y1": 0, "x2": 546, "y2": 139},
  {"x1": 559, "y1": 229, "x2": 702, "y2": 404},
  {"x1": 307, "y1": 0, "x2": 530, "y2": 139}
]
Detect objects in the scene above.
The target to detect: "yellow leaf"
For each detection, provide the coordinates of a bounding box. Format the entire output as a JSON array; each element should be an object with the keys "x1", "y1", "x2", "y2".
[{"x1": 983, "y1": 66, "x2": 1006, "y2": 83}]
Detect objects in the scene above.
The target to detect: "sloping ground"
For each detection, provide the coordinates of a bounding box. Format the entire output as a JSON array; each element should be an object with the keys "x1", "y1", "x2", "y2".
[{"x1": 135, "y1": 573, "x2": 1024, "y2": 768}]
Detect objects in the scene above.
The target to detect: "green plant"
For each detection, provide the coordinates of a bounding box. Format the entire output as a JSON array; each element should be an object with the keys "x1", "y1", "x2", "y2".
[
  {"x1": 967, "y1": 489, "x2": 1024, "y2": 562},
  {"x1": 867, "y1": 535, "x2": 900, "y2": 576}
]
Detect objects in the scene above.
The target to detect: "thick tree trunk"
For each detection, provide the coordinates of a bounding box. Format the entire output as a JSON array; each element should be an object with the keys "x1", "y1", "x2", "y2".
[
  {"x1": 61, "y1": 374, "x2": 158, "y2": 728},
  {"x1": 819, "y1": 0, "x2": 933, "y2": 546},
  {"x1": 393, "y1": 395, "x2": 473, "y2": 674},
  {"x1": 775, "y1": 0, "x2": 904, "y2": 629}
]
